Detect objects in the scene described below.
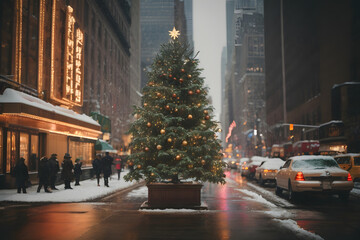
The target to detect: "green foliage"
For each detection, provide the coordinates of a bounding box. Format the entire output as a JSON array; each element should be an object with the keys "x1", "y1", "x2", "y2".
[{"x1": 124, "y1": 38, "x2": 225, "y2": 184}]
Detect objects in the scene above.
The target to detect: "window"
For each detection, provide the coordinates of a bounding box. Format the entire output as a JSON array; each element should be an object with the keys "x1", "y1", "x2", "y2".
[
  {"x1": 19, "y1": 132, "x2": 29, "y2": 167},
  {"x1": 354, "y1": 157, "x2": 360, "y2": 166},
  {"x1": 0, "y1": 0, "x2": 14, "y2": 75},
  {"x1": 29, "y1": 135, "x2": 39, "y2": 171},
  {"x1": 69, "y1": 139, "x2": 94, "y2": 167},
  {"x1": 335, "y1": 157, "x2": 351, "y2": 165},
  {"x1": 282, "y1": 160, "x2": 291, "y2": 169},
  {"x1": 6, "y1": 131, "x2": 17, "y2": 173}
]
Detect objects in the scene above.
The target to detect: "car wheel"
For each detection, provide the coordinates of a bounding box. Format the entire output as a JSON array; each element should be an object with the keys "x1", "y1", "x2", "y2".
[
  {"x1": 275, "y1": 181, "x2": 282, "y2": 195},
  {"x1": 288, "y1": 181, "x2": 297, "y2": 201},
  {"x1": 259, "y1": 174, "x2": 264, "y2": 186},
  {"x1": 339, "y1": 191, "x2": 350, "y2": 201}
]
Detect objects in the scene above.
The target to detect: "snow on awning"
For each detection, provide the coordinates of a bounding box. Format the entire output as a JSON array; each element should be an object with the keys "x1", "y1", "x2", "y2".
[
  {"x1": 0, "y1": 88, "x2": 101, "y2": 138},
  {"x1": 95, "y1": 139, "x2": 118, "y2": 153}
]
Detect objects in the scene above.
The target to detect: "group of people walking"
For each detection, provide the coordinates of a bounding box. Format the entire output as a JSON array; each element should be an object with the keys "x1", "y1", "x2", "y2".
[{"x1": 12, "y1": 152, "x2": 116, "y2": 193}]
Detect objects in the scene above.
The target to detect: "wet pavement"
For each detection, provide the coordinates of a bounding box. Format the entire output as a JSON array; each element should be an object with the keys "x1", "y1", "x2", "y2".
[{"x1": 1, "y1": 170, "x2": 360, "y2": 240}]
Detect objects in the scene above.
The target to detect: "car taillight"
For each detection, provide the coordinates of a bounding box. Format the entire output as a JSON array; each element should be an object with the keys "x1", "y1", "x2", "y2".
[
  {"x1": 347, "y1": 173, "x2": 353, "y2": 181},
  {"x1": 295, "y1": 172, "x2": 305, "y2": 181}
]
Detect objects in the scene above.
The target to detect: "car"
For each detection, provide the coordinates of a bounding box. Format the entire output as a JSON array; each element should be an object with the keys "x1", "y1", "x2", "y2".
[
  {"x1": 275, "y1": 155, "x2": 354, "y2": 200},
  {"x1": 223, "y1": 158, "x2": 238, "y2": 169},
  {"x1": 242, "y1": 156, "x2": 267, "y2": 179},
  {"x1": 255, "y1": 158, "x2": 285, "y2": 185},
  {"x1": 239, "y1": 157, "x2": 249, "y2": 173},
  {"x1": 334, "y1": 153, "x2": 360, "y2": 182}
]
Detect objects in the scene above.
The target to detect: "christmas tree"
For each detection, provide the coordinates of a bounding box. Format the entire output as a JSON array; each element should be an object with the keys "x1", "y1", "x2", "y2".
[{"x1": 124, "y1": 28, "x2": 225, "y2": 184}]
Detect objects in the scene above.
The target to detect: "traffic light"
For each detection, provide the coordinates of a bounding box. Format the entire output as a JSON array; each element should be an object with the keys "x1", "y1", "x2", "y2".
[
  {"x1": 289, "y1": 124, "x2": 294, "y2": 131},
  {"x1": 289, "y1": 124, "x2": 294, "y2": 142}
]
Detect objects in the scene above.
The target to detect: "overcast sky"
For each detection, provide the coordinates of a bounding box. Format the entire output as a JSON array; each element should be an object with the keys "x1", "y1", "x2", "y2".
[{"x1": 193, "y1": 0, "x2": 226, "y2": 121}]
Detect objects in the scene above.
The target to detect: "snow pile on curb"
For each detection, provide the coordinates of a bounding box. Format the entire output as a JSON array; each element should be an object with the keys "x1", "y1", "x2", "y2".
[
  {"x1": 273, "y1": 219, "x2": 324, "y2": 240},
  {"x1": 0, "y1": 171, "x2": 139, "y2": 203}
]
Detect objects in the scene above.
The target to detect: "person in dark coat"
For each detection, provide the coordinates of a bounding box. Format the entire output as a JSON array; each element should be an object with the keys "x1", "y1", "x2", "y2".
[
  {"x1": 37, "y1": 157, "x2": 52, "y2": 193},
  {"x1": 48, "y1": 153, "x2": 60, "y2": 190},
  {"x1": 101, "y1": 152, "x2": 114, "y2": 187},
  {"x1": 92, "y1": 154, "x2": 102, "y2": 186},
  {"x1": 61, "y1": 153, "x2": 74, "y2": 189},
  {"x1": 74, "y1": 158, "x2": 82, "y2": 186},
  {"x1": 12, "y1": 158, "x2": 29, "y2": 193}
]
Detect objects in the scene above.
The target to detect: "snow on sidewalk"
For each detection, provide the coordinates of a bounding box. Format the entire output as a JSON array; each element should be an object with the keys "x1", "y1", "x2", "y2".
[{"x1": 0, "y1": 171, "x2": 140, "y2": 203}]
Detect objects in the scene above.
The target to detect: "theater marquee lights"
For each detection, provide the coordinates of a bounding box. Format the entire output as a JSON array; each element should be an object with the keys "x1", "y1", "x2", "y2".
[{"x1": 63, "y1": 6, "x2": 83, "y2": 105}]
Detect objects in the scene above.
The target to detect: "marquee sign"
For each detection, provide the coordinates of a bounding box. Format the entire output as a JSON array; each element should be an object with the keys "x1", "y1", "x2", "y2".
[{"x1": 63, "y1": 6, "x2": 83, "y2": 105}]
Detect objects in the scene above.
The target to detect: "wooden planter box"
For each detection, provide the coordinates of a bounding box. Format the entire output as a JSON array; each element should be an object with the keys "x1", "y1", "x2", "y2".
[{"x1": 141, "y1": 182, "x2": 206, "y2": 209}]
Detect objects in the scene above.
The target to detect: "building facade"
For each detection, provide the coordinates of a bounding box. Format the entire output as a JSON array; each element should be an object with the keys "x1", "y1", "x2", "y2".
[
  {"x1": 0, "y1": 0, "x2": 140, "y2": 188},
  {"x1": 140, "y1": 0, "x2": 190, "y2": 88},
  {"x1": 264, "y1": 0, "x2": 360, "y2": 152}
]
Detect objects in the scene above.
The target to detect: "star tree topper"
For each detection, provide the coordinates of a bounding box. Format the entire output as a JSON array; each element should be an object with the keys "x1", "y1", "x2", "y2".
[{"x1": 169, "y1": 27, "x2": 180, "y2": 40}]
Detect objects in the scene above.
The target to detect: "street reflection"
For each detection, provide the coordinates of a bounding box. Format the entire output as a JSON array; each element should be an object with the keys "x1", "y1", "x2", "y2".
[{"x1": 11, "y1": 204, "x2": 100, "y2": 240}]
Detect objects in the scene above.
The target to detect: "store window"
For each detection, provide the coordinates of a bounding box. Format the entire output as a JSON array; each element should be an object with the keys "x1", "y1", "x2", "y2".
[
  {"x1": 19, "y1": 132, "x2": 29, "y2": 167},
  {"x1": 0, "y1": 129, "x2": 3, "y2": 174},
  {"x1": 69, "y1": 139, "x2": 95, "y2": 167},
  {"x1": 29, "y1": 135, "x2": 39, "y2": 172},
  {"x1": 6, "y1": 131, "x2": 17, "y2": 173}
]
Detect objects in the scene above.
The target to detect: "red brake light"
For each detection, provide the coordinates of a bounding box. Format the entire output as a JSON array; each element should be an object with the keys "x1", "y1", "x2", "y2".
[
  {"x1": 347, "y1": 173, "x2": 353, "y2": 181},
  {"x1": 295, "y1": 172, "x2": 305, "y2": 181}
]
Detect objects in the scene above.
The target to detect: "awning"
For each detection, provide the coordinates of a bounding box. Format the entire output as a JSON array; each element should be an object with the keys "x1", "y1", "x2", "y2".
[
  {"x1": 0, "y1": 88, "x2": 101, "y2": 139},
  {"x1": 95, "y1": 139, "x2": 118, "y2": 153}
]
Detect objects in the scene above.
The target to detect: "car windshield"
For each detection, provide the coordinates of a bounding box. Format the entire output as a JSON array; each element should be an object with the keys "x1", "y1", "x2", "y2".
[{"x1": 292, "y1": 158, "x2": 340, "y2": 169}]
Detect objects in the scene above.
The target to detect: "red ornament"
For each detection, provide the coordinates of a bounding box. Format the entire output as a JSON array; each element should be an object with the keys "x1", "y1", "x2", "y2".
[
  {"x1": 173, "y1": 77, "x2": 177, "y2": 80},
  {"x1": 188, "y1": 90, "x2": 193, "y2": 95},
  {"x1": 205, "y1": 115, "x2": 210, "y2": 120},
  {"x1": 181, "y1": 68, "x2": 185, "y2": 72},
  {"x1": 179, "y1": 78, "x2": 184, "y2": 83},
  {"x1": 196, "y1": 89, "x2": 201, "y2": 94},
  {"x1": 169, "y1": 74, "x2": 173, "y2": 78},
  {"x1": 188, "y1": 74, "x2": 192, "y2": 78},
  {"x1": 172, "y1": 93, "x2": 177, "y2": 98}
]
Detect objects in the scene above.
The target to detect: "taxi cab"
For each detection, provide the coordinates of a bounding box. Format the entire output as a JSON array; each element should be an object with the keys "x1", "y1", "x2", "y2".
[{"x1": 334, "y1": 153, "x2": 360, "y2": 182}]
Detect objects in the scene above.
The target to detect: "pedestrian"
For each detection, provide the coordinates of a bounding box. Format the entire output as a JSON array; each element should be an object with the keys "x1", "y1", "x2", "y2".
[
  {"x1": 115, "y1": 157, "x2": 122, "y2": 180},
  {"x1": 101, "y1": 152, "x2": 114, "y2": 187},
  {"x1": 48, "y1": 153, "x2": 60, "y2": 190},
  {"x1": 11, "y1": 157, "x2": 29, "y2": 194},
  {"x1": 37, "y1": 156, "x2": 52, "y2": 193},
  {"x1": 61, "y1": 153, "x2": 74, "y2": 189},
  {"x1": 74, "y1": 158, "x2": 82, "y2": 186},
  {"x1": 92, "y1": 154, "x2": 102, "y2": 186}
]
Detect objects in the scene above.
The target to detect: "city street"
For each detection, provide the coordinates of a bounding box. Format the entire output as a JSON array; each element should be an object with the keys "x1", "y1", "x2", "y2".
[{"x1": 1, "y1": 170, "x2": 360, "y2": 240}]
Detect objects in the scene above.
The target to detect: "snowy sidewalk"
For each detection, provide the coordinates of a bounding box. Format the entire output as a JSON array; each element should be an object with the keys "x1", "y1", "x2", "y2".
[{"x1": 0, "y1": 171, "x2": 141, "y2": 203}]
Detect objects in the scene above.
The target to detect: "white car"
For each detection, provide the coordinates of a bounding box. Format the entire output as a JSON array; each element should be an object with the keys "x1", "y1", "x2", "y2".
[
  {"x1": 275, "y1": 155, "x2": 354, "y2": 200},
  {"x1": 255, "y1": 158, "x2": 285, "y2": 185},
  {"x1": 242, "y1": 156, "x2": 267, "y2": 178}
]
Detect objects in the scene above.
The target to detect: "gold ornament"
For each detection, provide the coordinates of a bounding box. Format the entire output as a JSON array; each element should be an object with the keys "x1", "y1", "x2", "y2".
[
  {"x1": 151, "y1": 172, "x2": 155, "y2": 176},
  {"x1": 134, "y1": 113, "x2": 140, "y2": 119},
  {"x1": 156, "y1": 92, "x2": 161, "y2": 97},
  {"x1": 157, "y1": 145, "x2": 162, "y2": 150},
  {"x1": 145, "y1": 147, "x2": 149, "y2": 152},
  {"x1": 160, "y1": 129, "x2": 166, "y2": 134},
  {"x1": 181, "y1": 68, "x2": 185, "y2": 72},
  {"x1": 196, "y1": 89, "x2": 201, "y2": 94},
  {"x1": 201, "y1": 120, "x2": 206, "y2": 124},
  {"x1": 201, "y1": 159, "x2": 206, "y2": 165},
  {"x1": 182, "y1": 140, "x2": 188, "y2": 146},
  {"x1": 203, "y1": 137, "x2": 207, "y2": 141},
  {"x1": 188, "y1": 164, "x2": 193, "y2": 169},
  {"x1": 188, "y1": 90, "x2": 193, "y2": 95},
  {"x1": 144, "y1": 103, "x2": 148, "y2": 107},
  {"x1": 176, "y1": 155, "x2": 181, "y2": 161},
  {"x1": 204, "y1": 110, "x2": 209, "y2": 115},
  {"x1": 147, "y1": 122, "x2": 152, "y2": 127},
  {"x1": 137, "y1": 165, "x2": 142, "y2": 169},
  {"x1": 188, "y1": 74, "x2": 192, "y2": 78},
  {"x1": 197, "y1": 103, "x2": 201, "y2": 107},
  {"x1": 148, "y1": 82, "x2": 154, "y2": 86},
  {"x1": 167, "y1": 138, "x2": 172, "y2": 143},
  {"x1": 179, "y1": 78, "x2": 184, "y2": 83},
  {"x1": 175, "y1": 108, "x2": 178, "y2": 112},
  {"x1": 188, "y1": 114, "x2": 193, "y2": 119}
]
